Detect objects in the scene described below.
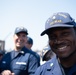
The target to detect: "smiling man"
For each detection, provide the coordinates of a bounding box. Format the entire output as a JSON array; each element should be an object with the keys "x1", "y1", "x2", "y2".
[
  {"x1": 0, "y1": 26, "x2": 40, "y2": 75},
  {"x1": 34, "y1": 12, "x2": 76, "y2": 75}
]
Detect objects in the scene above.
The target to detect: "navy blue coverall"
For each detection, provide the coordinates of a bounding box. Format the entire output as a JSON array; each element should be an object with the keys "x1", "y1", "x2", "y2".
[
  {"x1": 34, "y1": 55, "x2": 76, "y2": 75},
  {"x1": 0, "y1": 47, "x2": 40, "y2": 75}
]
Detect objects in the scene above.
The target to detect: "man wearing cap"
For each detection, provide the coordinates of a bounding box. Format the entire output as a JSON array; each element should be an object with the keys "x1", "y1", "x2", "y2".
[
  {"x1": 42, "y1": 46, "x2": 55, "y2": 62},
  {"x1": 0, "y1": 26, "x2": 40, "y2": 75},
  {"x1": 34, "y1": 12, "x2": 76, "y2": 75},
  {"x1": 25, "y1": 36, "x2": 34, "y2": 50},
  {"x1": 25, "y1": 36, "x2": 40, "y2": 65},
  {"x1": 40, "y1": 45, "x2": 55, "y2": 65}
]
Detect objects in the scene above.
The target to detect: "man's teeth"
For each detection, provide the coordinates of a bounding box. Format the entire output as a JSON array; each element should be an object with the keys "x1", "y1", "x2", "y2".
[{"x1": 58, "y1": 46, "x2": 67, "y2": 50}]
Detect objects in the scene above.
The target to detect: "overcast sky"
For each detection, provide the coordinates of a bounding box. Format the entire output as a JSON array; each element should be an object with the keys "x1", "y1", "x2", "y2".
[{"x1": 0, "y1": 0, "x2": 76, "y2": 51}]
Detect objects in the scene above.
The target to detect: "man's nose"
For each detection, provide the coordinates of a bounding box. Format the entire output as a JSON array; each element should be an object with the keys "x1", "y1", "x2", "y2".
[{"x1": 54, "y1": 38, "x2": 62, "y2": 44}]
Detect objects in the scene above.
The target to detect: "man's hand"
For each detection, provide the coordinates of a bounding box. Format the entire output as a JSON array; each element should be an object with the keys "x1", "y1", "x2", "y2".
[{"x1": 1, "y1": 70, "x2": 15, "y2": 75}]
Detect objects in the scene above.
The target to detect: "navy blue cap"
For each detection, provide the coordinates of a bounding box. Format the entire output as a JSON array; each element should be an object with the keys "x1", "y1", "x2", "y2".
[
  {"x1": 42, "y1": 46, "x2": 51, "y2": 56},
  {"x1": 27, "y1": 37, "x2": 33, "y2": 45},
  {"x1": 15, "y1": 26, "x2": 28, "y2": 35},
  {"x1": 41, "y1": 12, "x2": 76, "y2": 36}
]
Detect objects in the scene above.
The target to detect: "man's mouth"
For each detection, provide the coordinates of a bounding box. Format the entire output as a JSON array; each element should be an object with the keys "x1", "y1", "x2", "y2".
[
  {"x1": 54, "y1": 45, "x2": 69, "y2": 52},
  {"x1": 58, "y1": 46, "x2": 67, "y2": 50}
]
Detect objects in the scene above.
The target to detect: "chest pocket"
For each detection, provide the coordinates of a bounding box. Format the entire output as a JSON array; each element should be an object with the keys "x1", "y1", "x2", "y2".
[
  {"x1": 13, "y1": 62, "x2": 27, "y2": 70},
  {"x1": 11, "y1": 53, "x2": 30, "y2": 71}
]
